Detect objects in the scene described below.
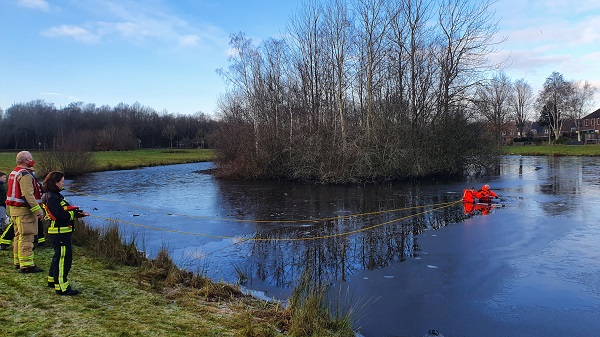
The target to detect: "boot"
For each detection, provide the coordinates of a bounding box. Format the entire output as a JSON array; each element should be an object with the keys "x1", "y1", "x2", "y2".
[
  {"x1": 56, "y1": 287, "x2": 79, "y2": 296},
  {"x1": 20, "y1": 266, "x2": 43, "y2": 273}
]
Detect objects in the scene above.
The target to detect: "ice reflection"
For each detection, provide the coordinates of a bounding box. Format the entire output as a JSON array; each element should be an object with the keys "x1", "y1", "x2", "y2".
[
  {"x1": 67, "y1": 162, "x2": 469, "y2": 296},
  {"x1": 211, "y1": 183, "x2": 467, "y2": 295},
  {"x1": 65, "y1": 155, "x2": 600, "y2": 305}
]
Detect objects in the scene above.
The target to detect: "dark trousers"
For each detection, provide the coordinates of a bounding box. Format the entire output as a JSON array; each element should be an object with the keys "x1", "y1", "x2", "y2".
[{"x1": 49, "y1": 232, "x2": 73, "y2": 292}]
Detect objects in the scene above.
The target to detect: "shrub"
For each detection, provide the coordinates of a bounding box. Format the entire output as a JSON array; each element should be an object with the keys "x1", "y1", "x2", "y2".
[{"x1": 37, "y1": 134, "x2": 96, "y2": 177}]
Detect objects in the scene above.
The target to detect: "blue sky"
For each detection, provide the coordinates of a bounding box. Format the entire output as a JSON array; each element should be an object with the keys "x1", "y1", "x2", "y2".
[{"x1": 1, "y1": 0, "x2": 599, "y2": 116}]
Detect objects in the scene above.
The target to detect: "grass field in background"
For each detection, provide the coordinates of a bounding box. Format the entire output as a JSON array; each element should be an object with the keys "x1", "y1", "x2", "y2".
[
  {"x1": 0, "y1": 149, "x2": 216, "y2": 174},
  {"x1": 501, "y1": 144, "x2": 600, "y2": 156},
  {"x1": 92, "y1": 148, "x2": 215, "y2": 171}
]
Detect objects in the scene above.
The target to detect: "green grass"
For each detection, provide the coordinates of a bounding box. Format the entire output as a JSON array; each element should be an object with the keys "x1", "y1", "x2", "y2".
[
  {"x1": 0, "y1": 220, "x2": 355, "y2": 337},
  {"x1": 0, "y1": 152, "x2": 16, "y2": 175},
  {"x1": 93, "y1": 149, "x2": 215, "y2": 171},
  {"x1": 501, "y1": 144, "x2": 600, "y2": 156},
  {"x1": 0, "y1": 149, "x2": 216, "y2": 175},
  {"x1": 0, "y1": 247, "x2": 280, "y2": 336}
]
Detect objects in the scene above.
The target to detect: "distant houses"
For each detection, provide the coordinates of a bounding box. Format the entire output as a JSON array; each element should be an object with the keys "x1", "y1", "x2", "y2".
[
  {"x1": 502, "y1": 107, "x2": 600, "y2": 145},
  {"x1": 578, "y1": 107, "x2": 600, "y2": 143}
]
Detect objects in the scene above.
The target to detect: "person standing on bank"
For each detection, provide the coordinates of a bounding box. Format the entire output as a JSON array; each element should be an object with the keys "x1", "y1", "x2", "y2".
[
  {"x1": 0, "y1": 171, "x2": 11, "y2": 250},
  {"x1": 43, "y1": 171, "x2": 88, "y2": 296},
  {"x1": 1, "y1": 176, "x2": 46, "y2": 250},
  {"x1": 6, "y1": 151, "x2": 44, "y2": 273},
  {"x1": 0, "y1": 172, "x2": 7, "y2": 225}
]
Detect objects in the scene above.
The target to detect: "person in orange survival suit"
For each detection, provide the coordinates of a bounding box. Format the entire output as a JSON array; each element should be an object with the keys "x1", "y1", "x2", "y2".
[
  {"x1": 476, "y1": 184, "x2": 498, "y2": 204},
  {"x1": 462, "y1": 187, "x2": 477, "y2": 214}
]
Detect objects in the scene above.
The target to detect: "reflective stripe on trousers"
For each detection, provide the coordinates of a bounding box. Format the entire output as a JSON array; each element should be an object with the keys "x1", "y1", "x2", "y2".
[{"x1": 13, "y1": 214, "x2": 38, "y2": 268}]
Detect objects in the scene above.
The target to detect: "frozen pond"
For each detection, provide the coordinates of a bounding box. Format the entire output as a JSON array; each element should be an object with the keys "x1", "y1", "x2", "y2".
[{"x1": 66, "y1": 155, "x2": 600, "y2": 337}]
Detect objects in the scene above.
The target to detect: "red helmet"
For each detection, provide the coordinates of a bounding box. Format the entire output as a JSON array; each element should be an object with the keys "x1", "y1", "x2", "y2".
[{"x1": 482, "y1": 184, "x2": 490, "y2": 191}]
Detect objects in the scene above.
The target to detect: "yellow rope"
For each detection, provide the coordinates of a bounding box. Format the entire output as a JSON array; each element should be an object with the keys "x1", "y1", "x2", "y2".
[
  {"x1": 67, "y1": 188, "x2": 458, "y2": 223},
  {"x1": 87, "y1": 199, "x2": 462, "y2": 242}
]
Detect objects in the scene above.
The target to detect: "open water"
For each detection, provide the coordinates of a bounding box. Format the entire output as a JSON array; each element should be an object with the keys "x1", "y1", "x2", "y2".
[{"x1": 66, "y1": 155, "x2": 600, "y2": 337}]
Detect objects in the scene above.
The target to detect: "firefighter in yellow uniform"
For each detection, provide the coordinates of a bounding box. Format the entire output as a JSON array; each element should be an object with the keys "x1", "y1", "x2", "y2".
[{"x1": 6, "y1": 151, "x2": 44, "y2": 273}]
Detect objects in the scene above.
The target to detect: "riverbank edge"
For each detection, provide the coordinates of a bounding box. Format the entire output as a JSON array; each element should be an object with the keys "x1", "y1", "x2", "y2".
[{"x1": 0, "y1": 219, "x2": 355, "y2": 336}]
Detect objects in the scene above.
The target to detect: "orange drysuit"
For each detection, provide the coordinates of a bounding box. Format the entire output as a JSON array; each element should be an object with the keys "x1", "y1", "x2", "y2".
[{"x1": 476, "y1": 184, "x2": 497, "y2": 204}]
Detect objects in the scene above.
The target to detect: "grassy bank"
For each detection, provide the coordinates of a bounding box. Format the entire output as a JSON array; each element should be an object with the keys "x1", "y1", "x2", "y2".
[
  {"x1": 501, "y1": 144, "x2": 600, "y2": 156},
  {"x1": 0, "y1": 221, "x2": 354, "y2": 337},
  {"x1": 93, "y1": 148, "x2": 215, "y2": 171},
  {"x1": 0, "y1": 149, "x2": 216, "y2": 174}
]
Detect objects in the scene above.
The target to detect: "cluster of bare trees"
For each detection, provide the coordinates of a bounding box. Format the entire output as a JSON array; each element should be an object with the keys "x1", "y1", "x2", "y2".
[
  {"x1": 0, "y1": 100, "x2": 215, "y2": 151},
  {"x1": 472, "y1": 72, "x2": 535, "y2": 146},
  {"x1": 214, "y1": 0, "x2": 502, "y2": 183},
  {"x1": 473, "y1": 71, "x2": 597, "y2": 145},
  {"x1": 537, "y1": 72, "x2": 596, "y2": 142}
]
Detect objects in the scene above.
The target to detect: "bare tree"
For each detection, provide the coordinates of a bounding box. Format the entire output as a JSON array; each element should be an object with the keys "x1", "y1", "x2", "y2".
[
  {"x1": 474, "y1": 72, "x2": 513, "y2": 146},
  {"x1": 354, "y1": 0, "x2": 392, "y2": 132},
  {"x1": 216, "y1": 32, "x2": 265, "y2": 153},
  {"x1": 288, "y1": 0, "x2": 326, "y2": 131},
  {"x1": 568, "y1": 80, "x2": 597, "y2": 141},
  {"x1": 436, "y1": 0, "x2": 500, "y2": 119},
  {"x1": 323, "y1": 0, "x2": 354, "y2": 139},
  {"x1": 510, "y1": 78, "x2": 533, "y2": 137},
  {"x1": 162, "y1": 125, "x2": 177, "y2": 148},
  {"x1": 401, "y1": 0, "x2": 434, "y2": 126},
  {"x1": 537, "y1": 72, "x2": 574, "y2": 142}
]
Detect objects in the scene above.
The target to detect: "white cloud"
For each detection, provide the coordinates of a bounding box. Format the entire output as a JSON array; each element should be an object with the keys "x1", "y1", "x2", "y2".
[
  {"x1": 41, "y1": 25, "x2": 99, "y2": 43},
  {"x1": 178, "y1": 34, "x2": 201, "y2": 47},
  {"x1": 36, "y1": 0, "x2": 227, "y2": 50},
  {"x1": 490, "y1": 0, "x2": 600, "y2": 92},
  {"x1": 17, "y1": 0, "x2": 49, "y2": 11}
]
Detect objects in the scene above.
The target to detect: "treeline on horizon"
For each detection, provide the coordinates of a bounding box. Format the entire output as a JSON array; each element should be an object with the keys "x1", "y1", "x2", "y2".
[
  {"x1": 0, "y1": 100, "x2": 216, "y2": 151},
  {"x1": 212, "y1": 0, "x2": 502, "y2": 183}
]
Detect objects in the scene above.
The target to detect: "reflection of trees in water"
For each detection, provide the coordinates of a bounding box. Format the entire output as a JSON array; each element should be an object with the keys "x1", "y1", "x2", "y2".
[
  {"x1": 537, "y1": 158, "x2": 584, "y2": 216},
  {"x1": 499, "y1": 156, "x2": 600, "y2": 217},
  {"x1": 235, "y1": 193, "x2": 467, "y2": 290}
]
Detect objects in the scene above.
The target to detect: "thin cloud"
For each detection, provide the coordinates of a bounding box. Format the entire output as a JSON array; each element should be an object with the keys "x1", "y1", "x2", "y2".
[
  {"x1": 41, "y1": 25, "x2": 99, "y2": 43},
  {"x1": 491, "y1": 8, "x2": 599, "y2": 80},
  {"x1": 490, "y1": 49, "x2": 570, "y2": 74},
  {"x1": 178, "y1": 34, "x2": 201, "y2": 47},
  {"x1": 17, "y1": 0, "x2": 49, "y2": 11},
  {"x1": 48, "y1": 0, "x2": 227, "y2": 49}
]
